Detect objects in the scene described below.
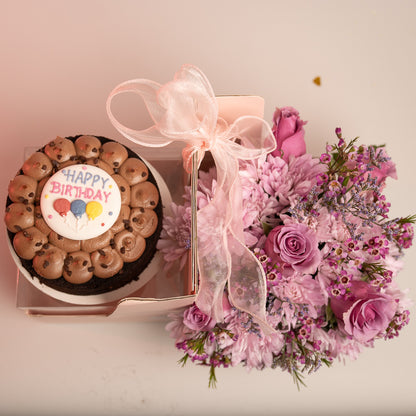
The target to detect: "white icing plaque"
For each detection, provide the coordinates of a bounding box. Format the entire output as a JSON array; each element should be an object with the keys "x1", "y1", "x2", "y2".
[{"x1": 40, "y1": 164, "x2": 121, "y2": 240}]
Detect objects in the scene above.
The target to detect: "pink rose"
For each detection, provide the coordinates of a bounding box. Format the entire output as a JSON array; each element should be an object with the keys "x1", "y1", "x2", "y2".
[
  {"x1": 330, "y1": 281, "x2": 396, "y2": 342},
  {"x1": 264, "y1": 223, "x2": 321, "y2": 274},
  {"x1": 271, "y1": 107, "x2": 306, "y2": 162},
  {"x1": 183, "y1": 304, "x2": 216, "y2": 331}
]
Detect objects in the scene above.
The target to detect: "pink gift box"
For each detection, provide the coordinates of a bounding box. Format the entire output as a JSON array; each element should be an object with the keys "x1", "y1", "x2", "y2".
[{"x1": 14, "y1": 96, "x2": 265, "y2": 321}]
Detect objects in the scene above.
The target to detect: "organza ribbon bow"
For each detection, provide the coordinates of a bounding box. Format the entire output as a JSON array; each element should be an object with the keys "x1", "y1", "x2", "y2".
[{"x1": 106, "y1": 64, "x2": 276, "y2": 333}]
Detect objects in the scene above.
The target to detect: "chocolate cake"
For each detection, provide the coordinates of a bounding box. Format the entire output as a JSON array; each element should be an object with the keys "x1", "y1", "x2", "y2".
[{"x1": 5, "y1": 135, "x2": 163, "y2": 300}]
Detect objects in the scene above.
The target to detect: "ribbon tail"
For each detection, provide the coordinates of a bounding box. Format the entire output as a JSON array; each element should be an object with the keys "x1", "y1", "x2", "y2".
[
  {"x1": 227, "y1": 231, "x2": 276, "y2": 335},
  {"x1": 196, "y1": 253, "x2": 229, "y2": 323},
  {"x1": 195, "y1": 189, "x2": 230, "y2": 322}
]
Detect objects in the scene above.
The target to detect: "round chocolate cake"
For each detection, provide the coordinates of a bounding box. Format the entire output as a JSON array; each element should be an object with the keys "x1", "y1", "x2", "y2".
[{"x1": 5, "y1": 135, "x2": 164, "y2": 302}]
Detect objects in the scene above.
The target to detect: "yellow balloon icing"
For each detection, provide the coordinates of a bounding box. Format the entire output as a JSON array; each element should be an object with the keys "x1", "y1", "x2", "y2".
[{"x1": 86, "y1": 201, "x2": 103, "y2": 220}]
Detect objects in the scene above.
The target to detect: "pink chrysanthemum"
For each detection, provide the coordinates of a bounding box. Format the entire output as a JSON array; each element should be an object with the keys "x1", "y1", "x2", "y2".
[
  {"x1": 157, "y1": 203, "x2": 192, "y2": 270},
  {"x1": 223, "y1": 309, "x2": 284, "y2": 369},
  {"x1": 239, "y1": 159, "x2": 278, "y2": 244},
  {"x1": 260, "y1": 153, "x2": 327, "y2": 212}
]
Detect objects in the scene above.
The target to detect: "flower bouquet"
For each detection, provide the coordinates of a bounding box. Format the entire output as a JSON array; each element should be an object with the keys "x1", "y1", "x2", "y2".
[
  {"x1": 106, "y1": 65, "x2": 413, "y2": 388},
  {"x1": 162, "y1": 106, "x2": 414, "y2": 387}
]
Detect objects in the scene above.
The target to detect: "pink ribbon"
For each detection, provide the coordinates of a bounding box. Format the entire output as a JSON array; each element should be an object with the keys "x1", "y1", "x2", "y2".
[{"x1": 106, "y1": 64, "x2": 276, "y2": 333}]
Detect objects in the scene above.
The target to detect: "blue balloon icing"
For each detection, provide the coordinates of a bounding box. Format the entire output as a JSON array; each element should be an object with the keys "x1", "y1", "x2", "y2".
[{"x1": 71, "y1": 199, "x2": 86, "y2": 219}]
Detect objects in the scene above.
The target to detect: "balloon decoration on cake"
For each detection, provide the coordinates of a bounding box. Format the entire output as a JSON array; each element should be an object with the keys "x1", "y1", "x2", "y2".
[{"x1": 40, "y1": 164, "x2": 121, "y2": 240}]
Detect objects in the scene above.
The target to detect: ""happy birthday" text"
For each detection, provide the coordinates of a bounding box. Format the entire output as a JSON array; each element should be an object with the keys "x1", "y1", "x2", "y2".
[
  {"x1": 48, "y1": 182, "x2": 111, "y2": 203},
  {"x1": 61, "y1": 168, "x2": 110, "y2": 189}
]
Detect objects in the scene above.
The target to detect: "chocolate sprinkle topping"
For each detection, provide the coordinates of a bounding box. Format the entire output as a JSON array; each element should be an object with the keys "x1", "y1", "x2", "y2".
[
  {"x1": 43, "y1": 260, "x2": 49, "y2": 268},
  {"x1": 100, "y1": 263, "x2": 108, "y2": 268},
  {"x1": 98, "y1": 249, "x2": 106, "y2": 256},
  {"x1": 82, "y1": 260, "x2": 88, "y2": 266}
]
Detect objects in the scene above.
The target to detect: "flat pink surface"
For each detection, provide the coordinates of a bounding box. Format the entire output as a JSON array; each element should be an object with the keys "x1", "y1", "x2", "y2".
[{"x1": 1, "y1": 1, "x2": 415, "y2": 415}]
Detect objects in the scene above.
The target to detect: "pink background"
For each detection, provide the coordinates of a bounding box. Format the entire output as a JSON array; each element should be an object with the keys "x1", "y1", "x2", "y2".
[{"x1": 1, "y1": 1, "x2": 416, "y2": 415}]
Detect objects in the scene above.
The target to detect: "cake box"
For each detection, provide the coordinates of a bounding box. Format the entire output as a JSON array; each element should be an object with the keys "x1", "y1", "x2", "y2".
[{"x1": 13, "y1": 95, "x2": 266, "y2": 321}]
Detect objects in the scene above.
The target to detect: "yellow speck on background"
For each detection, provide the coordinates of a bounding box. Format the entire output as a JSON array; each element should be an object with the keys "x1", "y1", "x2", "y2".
[{"x1": 313, "y1": 76, "x2": 321, "y2": 86}]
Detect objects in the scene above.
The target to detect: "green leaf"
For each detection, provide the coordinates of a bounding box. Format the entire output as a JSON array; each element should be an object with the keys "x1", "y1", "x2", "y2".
[
  {"x1": 396, "y1": 214, "x2": 416, "y2": 225},
  {"x1": 178, "y1": 354, "x2": 189, "y2": 367}
]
